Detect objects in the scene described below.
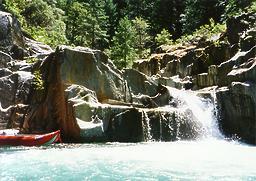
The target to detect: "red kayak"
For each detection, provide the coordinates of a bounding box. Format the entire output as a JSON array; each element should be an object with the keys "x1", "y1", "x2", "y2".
[{"x1": 0, "y1": 130, "x2": 61, "y2": 146}]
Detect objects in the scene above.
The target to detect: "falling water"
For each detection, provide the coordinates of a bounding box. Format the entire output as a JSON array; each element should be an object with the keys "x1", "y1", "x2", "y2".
[
  {"x1": 141, "y1": 87, "x2": 223, "y2": 141},
  {"x1": 142, "y1": 110, "x2": 152, "y2": 141},
  {"x1": 167, "y1": 87, "x2": 223, "y2": 139},
  {"x1": 1, "y1": 87, "x2": 256, "y2": 180}
]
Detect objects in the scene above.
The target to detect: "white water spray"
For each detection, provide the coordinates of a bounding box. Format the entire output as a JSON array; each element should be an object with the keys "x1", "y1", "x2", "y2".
[{"x1": 166, "y1": 87, "x2": 223, "y2": 139}]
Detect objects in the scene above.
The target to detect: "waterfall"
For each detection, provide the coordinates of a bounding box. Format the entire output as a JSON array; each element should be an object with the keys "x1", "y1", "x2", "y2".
[
  {"x1": 166, "y1": 87, "x2": 223, "y2": 139},
  {"x1": 141, "y1": 87, "x2": 223, "y2": 142},
  {"x1": 142, "y1": 110, "x2": 152, "y2": 141}
]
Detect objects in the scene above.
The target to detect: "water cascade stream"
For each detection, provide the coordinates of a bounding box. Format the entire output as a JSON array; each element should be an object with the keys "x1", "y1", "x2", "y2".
[
  {"x1": 141, "y1": 87, "x2": 223, "y2": 142},
  {"x1": 1, "y1": 87, "x2": 256, "y2": 180}
]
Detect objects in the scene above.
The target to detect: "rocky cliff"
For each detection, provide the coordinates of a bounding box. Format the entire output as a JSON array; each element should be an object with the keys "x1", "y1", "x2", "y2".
[
  {"x1": 0, "y1": 11, "x2": 255, "y2": 144},
  {"x1": 134, "y1": 12, "x2": 256, "y2": 144}
]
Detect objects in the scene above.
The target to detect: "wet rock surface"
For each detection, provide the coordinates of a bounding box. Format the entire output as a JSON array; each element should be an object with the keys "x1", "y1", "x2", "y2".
[{"x1": 0, "y1": 10, "x2": 255, "y2": 144}]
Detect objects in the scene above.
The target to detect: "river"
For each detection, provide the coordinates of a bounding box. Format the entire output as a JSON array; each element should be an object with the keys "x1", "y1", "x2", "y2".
[
  {"x1": 1, "y1": 88, "x2": 256, "y2": 180},
  {"x1": 1, "y1": 139, "x2": 256, "y2": 180}
]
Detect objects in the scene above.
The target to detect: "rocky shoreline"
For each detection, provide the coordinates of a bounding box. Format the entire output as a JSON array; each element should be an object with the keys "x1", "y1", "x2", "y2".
[{"x1": 0, "y1": 11, "x2": 255, "y2": 144}]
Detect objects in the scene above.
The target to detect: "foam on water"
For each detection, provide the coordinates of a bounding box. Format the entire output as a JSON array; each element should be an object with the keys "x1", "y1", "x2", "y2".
[
  {"x1": 1, "y1": 141, "x2": 256, "y2": 180},
  {"x1": 166, "y1": 87, "x2": 223, "y2": 139},
  {"x1": 0, "y1": 87, "x2": 254, "y2": 180}
]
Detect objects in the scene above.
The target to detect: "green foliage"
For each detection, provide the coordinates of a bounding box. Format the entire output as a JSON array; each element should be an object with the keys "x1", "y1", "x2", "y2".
[
  {"x1": 104, "y1": 0, "x2": 118, "y2": 45},
  {"x1": 3, "y1": 0, "x2": 67, "y2": 48},
  {"x1": 156, "y1": 29, "x2": 172, "y2": 46},
  {"x1": 66, "y1": 0, "x2": 108, "y2": 49},
  {"x1": 249, "y1": 1, "x2": 256, "y2": 12},
  {"x1": 132, "y1": 17, "x2": 151, "y2": 58},
  {"x1": 25, "y1": 57, "x2": 39, "y2": 64},
  {"x1": 33, "y1": 70, "x2": 44, "y2": 91},
  {"x1": 65, "y1": 2, "x2": 89, "y2": 46},
  {"x1": 176, "y1": 19, "x2": 226, "y2": 45},
  {"x1": 224, "y1": 0, "x2": 253, "y2": 19},
  {"x1": 109, "y1": 16, "x2": 152, "y2": 69},
  {"x1": 3, "y1": 0, "x2": 254, "y2": 71},
  {"x1": 3, "y1": 0, "x2": 27, "y2": 25},
  {"x1": 181, "y1": 0, "x2": 224, "y2": 34},
  {"x1": 87, "y1": 0, "x2": 109, "y2": 49},
  {"x1": 109, "y1": 17, "x2": 137, "y2": 69},
  {"x1": 21, "y1": 0, "x2": 55, "y2": 27}
]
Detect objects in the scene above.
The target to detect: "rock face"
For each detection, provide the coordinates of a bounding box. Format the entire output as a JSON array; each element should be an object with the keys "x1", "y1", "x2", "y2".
[
  {"x1": 133, "y1": 12, "x2": 256, "y2": 144},
  {"x1": 0, "y1": 21, "x2": 34, "y2": 132},
  {"x1": 0, "y1": 10, "x2": 255, "y2": 144},
  {"x1": 59, "y1": 46, "x2": 129, "y2": 102},
  {"x1": 0, "y1": 11, "x2": 52, "y2": 133},
  {"x1": 21, "y1": 53, "x2": 80, "y2": 141},
  {"x1": 19, "y1": 44, "x2": 209, "y2": 142},
  {"x1": 0, "y1": 11, "x2": 25, "y2": 59},
  {"x1": 217, "y1": 83, "x2": 256, "y2": 144}
]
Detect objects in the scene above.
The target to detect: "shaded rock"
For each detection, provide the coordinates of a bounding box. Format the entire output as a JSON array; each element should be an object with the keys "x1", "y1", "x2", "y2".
[
  {"x1": 226, "y1": 12, "x2": 255, "y2": 46},
  {"x1": 217, "y1": 82, "x2": 256, "y2": 144},
  {"x1": 135, "y1": 41, "x2": 231, "y2": 82},
  {"x1": 123, "y1": 68, "x2": 158, "y2": 97},
  {"x1": 0, "y1": 71, "x2": 33, "y2": 108},
  {"x1": 24, "y1": 37, "x2": 53, "y2": 57},
  {"x1": 73, "y1": 101, "x2": 205, "y2": 142},
  {"x1": 65, "y1": 84, "x2": 98, "y2": 104},
  {"x1": 0, "y1": 68, "x2": 12, "y2": 77},
  {"x1": 241, "y1": 28, "x2": 256, "y2": 51},
  {"x1": 142, "y1": 108, "x2": 203, "y2": 142},
  {"x1": 194, "y1": 65, "x2": 218, "y2": 89},
  {"x1": 107, "y1": 109, "x2": 143, "y2": 142},
  {"x1": 0, "y1": 71, "x2": 33, "y2": 130},
  {"x1": 0, "y1": 51, "x2": 13, "y2": 68},
  {"x1": 70, "y1": 96, "x2": 145, "y2": 142},
  {"x1": 217, "y1": 46, "x2": 256, "y2": 86},
  {"x1": 0, "y1": 11, "x2": 26, "y2": 59}
]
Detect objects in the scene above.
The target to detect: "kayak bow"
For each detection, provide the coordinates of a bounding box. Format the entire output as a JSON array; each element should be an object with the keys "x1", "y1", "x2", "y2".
[{"x1": 0, "y1": 130, "x2": 61, "y2": 146}]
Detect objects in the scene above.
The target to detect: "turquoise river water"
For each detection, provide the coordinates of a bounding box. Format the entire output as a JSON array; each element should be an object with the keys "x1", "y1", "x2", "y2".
[
  {"x1": 1, "y1": 88, "x2": 255, "y2": 180},
  {"x1": 1, "y1": 139, "x2": 256, "y2": 180}
]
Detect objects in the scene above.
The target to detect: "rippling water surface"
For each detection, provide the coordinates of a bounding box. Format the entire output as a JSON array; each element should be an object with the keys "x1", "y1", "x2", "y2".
[{"x1": 1, "y1": 139, "x2": 256, "y2": 180}]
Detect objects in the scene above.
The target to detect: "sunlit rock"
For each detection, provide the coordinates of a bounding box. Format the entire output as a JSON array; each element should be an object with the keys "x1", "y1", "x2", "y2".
[{"x1": 59, "y1": 46, "x2": 130, "y2": 102}]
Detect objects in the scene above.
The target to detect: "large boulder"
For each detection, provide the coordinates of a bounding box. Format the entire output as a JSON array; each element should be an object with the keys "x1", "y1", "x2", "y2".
[
  {"x1": 217, "y1": 46, "x2": 256, "y2": 86},
  {"x1": 123, "y1": 68, "x2": 158, "y2": 97},
  {"x1": 59, "y1": 46, "x2": 130, "y2": 102},
  {"x1": 0, "y1": 71, "x2": 33, "y2": 129},
  {"x1": 0, "y1": 11, "x2": 26, "y2": 59},
  {"x1": 217, "y1": 82, "x2": 256, "y2": 144},
  {"x1": 215, "y1": 47, "x2": 256, "y2": 144}
]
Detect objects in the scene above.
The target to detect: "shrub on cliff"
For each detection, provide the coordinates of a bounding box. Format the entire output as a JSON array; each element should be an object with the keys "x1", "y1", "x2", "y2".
[
  {"x1": 3, "y1": 0, "x2": 67, "y2": 48},
  {"x1": 155, "y1": 29, "x2": 172, "y2": 46}
]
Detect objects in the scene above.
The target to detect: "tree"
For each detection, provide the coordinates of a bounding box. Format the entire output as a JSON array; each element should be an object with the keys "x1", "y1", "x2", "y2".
[
  {"x1": 224, "y1": 0, "x2": 253, "y2": 19},
  {"x1": 104, "y1": 0, "x2": 118, "y2": 45},
  {"x1": 66, "y1": 2, "x2": 89, "y2": 46},
  {"x1": 181, "y1": 0, "x2": 224, "y2": 34},
  {"x1": 109, "y1": 17, "x2": 136, "y2": 69},
  {"x1": 155, "y1": 28, "x2": 172, "y2": 46},
  {"x1": 4, "y1": 0, "x2": 67, "y2": 48},
  {"x1": 87, "y1": 0, "x2": 109, "y2": 49},
  {"x1": 132, "y1": 17, "x2": 151, "y2": 58},
  {"x1": 66, "y1": 0, "x2": 109, "y2": 49}
]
